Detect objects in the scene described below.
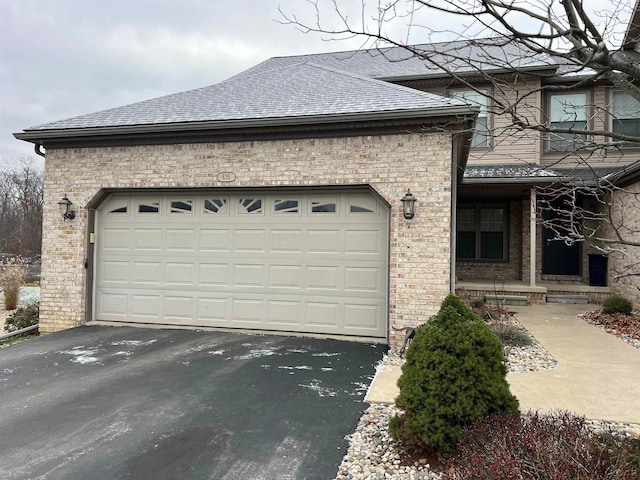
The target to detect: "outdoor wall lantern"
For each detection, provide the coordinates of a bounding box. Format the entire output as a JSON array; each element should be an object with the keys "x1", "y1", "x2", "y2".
[
  {"x1": 401, "y1": 189, "x2": 417, "y2": 220},
  {"x1": 58, "y1": 194, "x2": 76, "y2": 220}
]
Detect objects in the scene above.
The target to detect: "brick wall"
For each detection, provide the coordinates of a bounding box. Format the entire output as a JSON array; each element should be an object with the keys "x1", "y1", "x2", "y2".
[
  {"x1": 41, "y1": 132, "x2": 454, "y2": 347},
  {"x1": 456, "y1": 200, "x2": 523, "y2": 282},
  {"x1": 603, "y1": 181, "x2": 640, "y2": 307}
]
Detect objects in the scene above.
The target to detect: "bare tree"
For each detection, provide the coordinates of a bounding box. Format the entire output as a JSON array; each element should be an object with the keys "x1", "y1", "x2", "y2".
[
  {"x1": 280, "y1": 0, "x2": 640, "y2": 286},
  {"x1": 0, "y1": 158, "x2": 44, "y2": 257}
]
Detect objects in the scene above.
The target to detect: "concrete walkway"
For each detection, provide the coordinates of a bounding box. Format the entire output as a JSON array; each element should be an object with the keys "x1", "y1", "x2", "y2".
[{"x1": 366, "y1": 304, "x2": 640, "y2": 424}]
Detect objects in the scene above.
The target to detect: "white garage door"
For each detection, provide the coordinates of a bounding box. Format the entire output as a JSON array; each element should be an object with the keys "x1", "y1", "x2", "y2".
[{"x1": 95, "y1": 191, "x2": 388, "y2": 338}]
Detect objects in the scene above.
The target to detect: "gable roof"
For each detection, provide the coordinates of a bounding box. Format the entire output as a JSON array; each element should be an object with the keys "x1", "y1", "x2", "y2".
[{"x1": 15, "y1": 62, "x2": 474, "y2": 143}]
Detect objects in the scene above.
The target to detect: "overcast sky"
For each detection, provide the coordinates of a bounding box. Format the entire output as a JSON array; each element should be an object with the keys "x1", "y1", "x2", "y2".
[{"x1": 1, "y1": 0, "x2": 633, "y2": 170}]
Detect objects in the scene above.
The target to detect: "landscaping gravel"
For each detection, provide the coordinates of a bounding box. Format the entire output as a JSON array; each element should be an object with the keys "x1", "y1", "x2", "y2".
[
  {"x1": 3, "y1": 290, "x2": 638, "y2": 476},
  {"x1": 334, "y1": 312, "x2": 639, "y2": 480}
]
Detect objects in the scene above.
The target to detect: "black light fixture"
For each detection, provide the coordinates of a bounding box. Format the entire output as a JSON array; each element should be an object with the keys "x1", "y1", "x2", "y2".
[
  {"x1": 401, "y1": 189, "x2": 417, "y2": 220},
  {"x1": 58, "y1": 194, "x2": 76, "y2": 220}
]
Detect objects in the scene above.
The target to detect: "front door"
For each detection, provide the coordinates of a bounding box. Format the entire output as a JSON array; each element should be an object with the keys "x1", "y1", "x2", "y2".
[{"x1": 541, "y1": 206, "x2": 581, "y2": 275}]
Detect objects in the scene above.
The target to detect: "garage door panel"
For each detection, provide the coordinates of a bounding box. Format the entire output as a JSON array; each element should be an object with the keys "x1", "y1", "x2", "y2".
[
  {"x1": 233, "y1": 264, "x2": 265, "y2": 287},
  {"x1": 96, "y1": 192, "x2": 388, "y2": 338},
  {"x1": 164, "y1": 296, "x2": 195, "y2": 319},
  {"x1": 231, "y1": 299, "x2": 264, "y2": 324},
  {"x1": 103, "y1": 228, "x2": 130, "y2": 250},
  {"x1": 197, "y1": 297, "x2": 229, "y2": 320},
  {"x1": 234, "y1": 229, "x2": 266, "y2": 252},
  {"x1": 345, "y1": 230, "x2": 382, "y2": 254},
  {"x1": 131, "y1": 294, "x2": 161, "y2": 317},
  {"x1": 344, "y1": 304, "x2": 379, "y2": 331},
  {"x1": 98, "y1": 292, "x2": 129, "y2": 317},
  {"x1": 166, "y1": 229, "x2": 196, "y2": 251},
  {"x1": 165, "y1": 263, "x2": 195, "y2": 285},
  {"x1": 133, "y1": 229, "x2": 162, "y2": 251},
  {"x1": 268, "y1": 300, "x2": 301, "y2": 326},
  {"x1": 305, "y1": 302, "x2": 341, "y2": 328},
  {"x1": 199, "y1": 263, "x2": 229, "y2": 286},
  {"x1": 200, "y1": 229, "x2": 231, "y2": 251},
  {"x1": 268, "y1": 265, "x2": 301, "y2": 289},
  {"x1": 102, "y1": 261, "x2": 129, "y2": 283},
  {"x1": 270, "y1": 230, "x2": 302, "y2": 253},
  {"x1": 307, "y1": 230, "x2": 340, "y2": 253},
  {"x1": 345, "y1": 267, "x2": 381, "y2": 292},
  {"x1": 307, "y1": 266, "x2": 340, "y2": 290},
  {"x1": 132, "y1": 262, "x2": 162, "y2": 284}
]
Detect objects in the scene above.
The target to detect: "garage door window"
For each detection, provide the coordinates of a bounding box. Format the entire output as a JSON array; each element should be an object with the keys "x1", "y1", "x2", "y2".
[
  {"x1": 138, "y1": 201, "x2": 160, "y2": 214},
  {"x1": 348, "y1": 196, "x2": 377, "y2": 214},
  {"x1": 238, "y1": 198, "x2": 263, "y2": 214},
  {"x1": 204, "y1": 198, "x2": 228, "y2": 214},
  {"x1": 274, "y1": 199, "x2": 299, "y2": 214},
  {"x1": 170, "y1": 200, "x2": 193, "y2": 214},
  {"x1": 107, "y1": 200, "x2": 128, "y2": 214},
  {"x1": 311, "y1": 199, "x2": 337, "y2": 213}
]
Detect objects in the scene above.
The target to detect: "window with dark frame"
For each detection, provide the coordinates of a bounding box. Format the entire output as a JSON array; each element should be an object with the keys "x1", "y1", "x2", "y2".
[
  {"x1": 456, "y1": 205, "x2": 507, "y2": 261},
  {"x1": 547, "y1": 92, "x2": 588, "y2": 151}
]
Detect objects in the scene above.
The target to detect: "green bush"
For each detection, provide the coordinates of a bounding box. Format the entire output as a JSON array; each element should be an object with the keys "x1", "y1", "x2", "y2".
[
  {"x1": 602, "y1": 295, "x2": 634, "y2": 315},
  {"x1": 389, "y1": 294, "x2": 519, "y2": 454},
  {"x1": 5, "y1": 302, "x2": 39, "y2": 332}
]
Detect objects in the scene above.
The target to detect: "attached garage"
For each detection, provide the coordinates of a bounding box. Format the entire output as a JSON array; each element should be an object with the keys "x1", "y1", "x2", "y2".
[
  {"x1": 95, "y1": 190, "x2": 389, "y2": 338},
  {"x1": 15, "y1": 60, "x2": 475, "y2": 346}
]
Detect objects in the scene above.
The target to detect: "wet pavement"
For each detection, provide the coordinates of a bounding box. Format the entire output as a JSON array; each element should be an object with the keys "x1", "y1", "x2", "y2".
[{"x1": 0, "y1": 326, "x2": 385, "y2": 479}]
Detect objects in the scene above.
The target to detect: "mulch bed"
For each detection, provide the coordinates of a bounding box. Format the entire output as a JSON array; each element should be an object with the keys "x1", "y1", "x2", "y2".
[{"x1": 581, "y1": 310, "x2": 640, "y2": 340}]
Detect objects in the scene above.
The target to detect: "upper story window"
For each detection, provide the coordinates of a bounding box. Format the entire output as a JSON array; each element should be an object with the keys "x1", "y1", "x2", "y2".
[
  {"x1": 547, "y1": 92, "x2": 589, "y2": 151},
  {"x1": 611, "y1": 90, "x2": 640, "y2": 145},
  {"x1": 451, "y1": 89, "x2": 489, "y2": 148}
]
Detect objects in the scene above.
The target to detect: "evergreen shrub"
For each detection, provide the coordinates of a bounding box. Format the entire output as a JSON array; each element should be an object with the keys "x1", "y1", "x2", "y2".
[
  {"x1": 601, "y1": 295, "x2": 633, "y2": 315},
  {"x1": 388, "y1": 294, "x2": 519, "y2": 453},
  {"x1": 5, "y1": 302, "x2": 39, "y2": 332}
]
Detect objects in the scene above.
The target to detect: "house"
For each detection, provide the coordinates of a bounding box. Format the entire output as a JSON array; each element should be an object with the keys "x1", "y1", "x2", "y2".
[{"x1": 14, "y1": 24, "x2": 640, "y2": 348}]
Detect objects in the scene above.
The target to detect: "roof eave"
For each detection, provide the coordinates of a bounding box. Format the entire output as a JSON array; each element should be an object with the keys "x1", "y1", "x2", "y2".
[{"x1": 14, "y1": 105, "x2": 477, "y2": 144}]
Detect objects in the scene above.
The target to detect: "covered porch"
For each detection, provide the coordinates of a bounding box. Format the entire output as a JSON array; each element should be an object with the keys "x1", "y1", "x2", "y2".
[{"x1": 453, "y1": 165, "x2": 611, "y2": 305}]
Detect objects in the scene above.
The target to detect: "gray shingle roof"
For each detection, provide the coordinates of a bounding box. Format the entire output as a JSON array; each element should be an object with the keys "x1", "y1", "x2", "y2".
[
  {"x1": 23, "y1": 62, "x2": 471, "y2": 133},
  {"x1": 464, "y1": 164, "x2": 560, "y2": 180},
  {"x1": 233, "y1": 38, "x2": 556, "y2": 82}
]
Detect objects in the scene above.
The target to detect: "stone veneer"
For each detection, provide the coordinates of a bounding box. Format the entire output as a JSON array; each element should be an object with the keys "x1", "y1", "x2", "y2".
[{"x1": 41, "y1": 133, "x2": 454, "y2": 347}]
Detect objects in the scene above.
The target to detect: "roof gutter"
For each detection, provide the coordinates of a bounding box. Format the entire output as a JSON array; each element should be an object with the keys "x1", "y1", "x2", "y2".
[{"x1": 14, "y1": 105, "x2": 478, "y2": 143}]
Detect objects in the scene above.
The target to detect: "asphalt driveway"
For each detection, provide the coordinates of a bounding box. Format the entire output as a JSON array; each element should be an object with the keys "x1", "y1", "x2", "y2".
[{"x1": 0, "y1": 326, "x2": 385, "y2": 479}]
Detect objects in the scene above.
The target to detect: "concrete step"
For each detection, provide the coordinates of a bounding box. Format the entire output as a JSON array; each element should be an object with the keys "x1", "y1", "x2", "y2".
[
  {"x1": 546, "y1": 294, "x2": 589, "y2": 304},
  {"x1": 484, "y1": 294, "x2": 530, "y2": 306}
]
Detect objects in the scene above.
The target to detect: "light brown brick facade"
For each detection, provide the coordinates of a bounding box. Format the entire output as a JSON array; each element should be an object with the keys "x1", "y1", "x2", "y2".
[
  {"x1": 602, "y1": 181, "x2": 640, "y2": 308},
  {"x1": 41, "y1": 132, "x2": 455, "y2": 346}
]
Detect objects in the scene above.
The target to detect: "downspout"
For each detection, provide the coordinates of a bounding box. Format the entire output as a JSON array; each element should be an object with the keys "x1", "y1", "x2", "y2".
[
  {"x1": 34, "y1": 144, "x2": 45, "y2": 157},
  {"x1": 450, "y1": 135, "x2": 459, "y2": 293}
]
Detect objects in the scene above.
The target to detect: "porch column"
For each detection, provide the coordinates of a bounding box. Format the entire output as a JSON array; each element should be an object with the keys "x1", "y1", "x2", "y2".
[{"x1": 530, "y1": 187, "x2": 537, "y2": 287}]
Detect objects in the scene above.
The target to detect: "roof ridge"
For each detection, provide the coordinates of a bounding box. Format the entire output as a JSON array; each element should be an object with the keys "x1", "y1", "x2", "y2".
[
  {"x1": 224, "y1": 60, "x2": 466, "y2": 107},
  {"x1": 263, "y1": 35, "x2": 517, "y2": 62},
  {"x1": 298, "y1": 61, "x2": 467, "y2": 106}
]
